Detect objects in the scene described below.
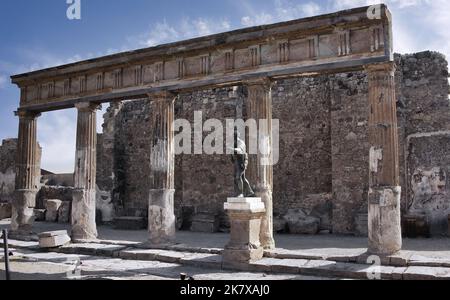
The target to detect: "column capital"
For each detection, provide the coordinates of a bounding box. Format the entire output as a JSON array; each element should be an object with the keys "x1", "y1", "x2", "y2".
[
  {"x1": 243, "y1": 77, "x2": 273, "y2": 90},
  {"x1": 15, "y1": 110, "x2": 41, "y2": 119},
  {"x1": 364, "y1": 61, "x2": 396, "y2": 74},
  {"x1": 75, "y1": 102, "x2": 101, "y2": 112},
  {"x1": 148, "y1": 91, "x2": 177, "y2": 103}
]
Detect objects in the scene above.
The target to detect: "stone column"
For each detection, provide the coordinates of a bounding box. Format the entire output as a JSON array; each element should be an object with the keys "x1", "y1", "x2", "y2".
[
  {"x1": 365, "y1": 62, "x2": 402, "y2": 255},
  {"x1": 11, "y1": 110, "x2": 41, "y2": 234},
  {"x1": 245, "y1": 78, "x2": 275, "y2": 250},
  {"x1": 147, "y1": 91, "x2": 176, "y2": 245},
  {"x1": 71, "y1": 103, "x2": 99, "y2": 241}
]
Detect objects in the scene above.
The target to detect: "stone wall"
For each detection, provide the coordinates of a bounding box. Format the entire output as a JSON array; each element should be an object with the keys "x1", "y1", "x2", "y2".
[
  {"x1": 272, "y1": 76, "x2": 332, "y2": 215},
  {"x1": 398, "y1": 52, "x2": 450, "y2": 235},
  {"x1": 98, "y1": 51, "x2": 450, "y2": 235},
  {"x1": 329, "y1": 71, "x2": 370, "y2": 234},
  {"x1": 0, "y1": 139, "x2": 17, "y2": 203},
  {"x1": 0, "y1": 138, "x2": 42, "y2": 204}
]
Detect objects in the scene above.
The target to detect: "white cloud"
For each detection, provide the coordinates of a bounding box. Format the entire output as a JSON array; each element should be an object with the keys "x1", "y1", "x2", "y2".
[
  {"x1": 329, "y1": 0, "x2": 450, "y2": 59},
  {"x1": 241, "y1": 0, "x2": 323, "y2": 26},
  {"x1": 238, "y1": 0, "x2": 450, "y2": 59},
  {"x1": 241, "y1": 13, "x2": 274, "y2": 26},
  {"x1": 37, "y1": 106, "x2": 107, "y2": 174},
  {"x1": 130, "y1": 17, "x2": 232, "y2": 47},
  {"x1": 38, "y1": 109, "x2": 77, "y2": 173}
]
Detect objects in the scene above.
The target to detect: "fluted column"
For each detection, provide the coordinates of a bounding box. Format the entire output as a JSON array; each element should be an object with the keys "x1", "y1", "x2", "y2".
[
  {"x1": 245, "y1": 78, "x2": 275, "y2": 250},
  {"x1": 11, "y1": 110, "x2": 41, "y2": 234},
  {"x1": 71, "y1": 102, "x2": 99, "y2": 241},
  {"x1": 147, "y1": 91, "x2": 176, "y2": 245},
  {"x1": 365, "y1": 62, "x2": 402, "y2": 255}
]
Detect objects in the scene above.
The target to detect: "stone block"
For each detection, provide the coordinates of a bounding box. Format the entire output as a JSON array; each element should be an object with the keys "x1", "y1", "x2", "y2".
[
  {"x1": 155, "y1": 250, "x2": 186, "y2": 263},
  {"x1": 273, "y1": 216, "x2": 287, "y2": 233},
  {"x1": 0, "y1": 203, "x2": 12, "y2": 220},
  {"x1": 354, "y1": 213, "x2": 368, "y2": 236},
  {"x1": 39, "y1": 230, "x2": 69, "y2": 238},
  {"x1": 403, "y1": 266, "x2": 450, "y2": 280},
  {"x1": 448, "y1": 214, "x2": 450, "y2": 237},
  {"x1": 269, "y1": 259, "x2": 308, "y2": 274},
  {"x1": 33, "y1": 209, "x2": 46, "y2": 222},
  {"x1": 178, "y1": 205, "x2": 195, "y2": 230},
  {"x1": 38, "y1": 230, "x2": 71, "y2": 248},
  {"x1": 119, "y1": 249, "x2": 159, "y2": 261},
  {"x1": 403, "y1": 214, "x2": 430, "y2": 238},
  {"x1": 57, "y1": 201, "x2": 71, "y2": 223},
  {"x1": 114, "y1": 216, "x2": 146, "y2": 230},
  {"x1": 368, "y1": 186, "x2": 402, "y2": 255},
  {"x1": 45, "y1": 199, "x2": 62, "y2": 222},
  {"x1": 190, "y1": 213, "x2": 219, "y2": 233},
  {"x1": 180, "y1": 254, "x2": 222, "y2": 269},
  {"x1": 392, "y1": 267, "x2": 407, "y2": 280},
  {"x1": 283, "y1": 209, "x2": 320, "y2": 234},
  {"x1": 223, "y1": 247, "x2": 264, "y2": 264}
]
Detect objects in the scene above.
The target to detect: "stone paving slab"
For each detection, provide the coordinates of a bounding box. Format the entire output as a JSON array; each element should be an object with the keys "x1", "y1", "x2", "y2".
[
  {"x1": 56, "y1": 243, "x2": 127, "y2": 257},
  {"x1": 155, "y1": 250, "x2": 190, "y2": 263},
  {"x1": 179, "y1": 253, "x2": 223, "y2": 269},
  {"x1": 264, "y1": 258, "x2": 310, "y2": 274},
  {"x1": 4, "y1": 238, "x2": 450, "y2": 279},
  {"x1": 0, "y1": 239, "x2": 40, "y2": 252},
  {"x1": 119, "y1": 249, "x2": 160, "y2": 261},
  {"x1": 409, "y1": 255, "x2": 450, "y2": 268},
  {"x1": 265, "y1": 248, "x2": 368, "y2": 262},
  {"x1": 4, "y1": 236, "x2": 450, "y2": 271},
  {"x1": 403, "y1": 266, "x2": 450, "y2": 280}
]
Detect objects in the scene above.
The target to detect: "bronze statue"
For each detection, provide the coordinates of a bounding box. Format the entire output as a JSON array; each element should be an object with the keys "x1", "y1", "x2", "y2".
[{"x1": 231, "y1": 130, "x2": 255, "y2": 197}]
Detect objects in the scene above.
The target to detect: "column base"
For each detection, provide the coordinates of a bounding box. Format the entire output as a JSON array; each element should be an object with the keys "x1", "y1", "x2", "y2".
[
  {"x1": 368, "y1": 186, "x2": 402, "y2": 255},
  {"x1": 223, "y1": 247, "x2": 264, "y2": 264},
  {"x1": 71, "y1": 188, "x2": 98, "y2": 242},
  {"x1": 10, "y1": 189, "x2": 37, "y2": 234},
  {"x1": 148, "y1": 189, "x2": 176, "y2": 245},
  {"x1": 255, "y1": 188, "x2": 275, "y2": 250}
]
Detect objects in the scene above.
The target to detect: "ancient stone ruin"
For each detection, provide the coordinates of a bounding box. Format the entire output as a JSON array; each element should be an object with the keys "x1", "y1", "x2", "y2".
[{"x1": 1, "y1": 5, "x2": 450, "y2": 259}]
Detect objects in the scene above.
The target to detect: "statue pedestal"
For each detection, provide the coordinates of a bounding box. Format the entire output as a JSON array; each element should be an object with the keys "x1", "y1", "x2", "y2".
[{"x1": 223, "y1": 198, "x2": 266, "y2": 265}]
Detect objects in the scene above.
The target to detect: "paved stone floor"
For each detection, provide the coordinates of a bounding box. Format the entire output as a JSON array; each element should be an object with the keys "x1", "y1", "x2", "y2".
[
  {"x1": 2, "y1": 220, "x2": 450, "y2": 280},
  {"x1": 2, "y1": 220, "x2": 449, "y2": 259},
  {"x1": 0, "y1": 248, "x2": 331, "y2": 280}
]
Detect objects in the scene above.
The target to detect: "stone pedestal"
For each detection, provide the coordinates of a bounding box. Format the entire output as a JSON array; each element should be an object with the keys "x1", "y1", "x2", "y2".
[
  {"x1": 368, "y1": 186, "x2": 402, "y2": 254},
  {"x1": 11, "y1": 189, "x2": 37, "y2": 234},
  {"x1": 222, "y1": 197, "x2": 266, "y2": 265},
  {"x1": 148, "y1": 189, "x2": 176, "y2": 245},
  {"x1": 365, "y1": 62, "x2": 402, "y2": 255},
  {"x1": 71, "y1": 103, "x2": 99, "y2": 242},
  {"x1": 71, "y1": 189, "x2": 97, "y2": 241},
  {"x1": 38, "y1": 230, "x2": 71, "y2": 248}
]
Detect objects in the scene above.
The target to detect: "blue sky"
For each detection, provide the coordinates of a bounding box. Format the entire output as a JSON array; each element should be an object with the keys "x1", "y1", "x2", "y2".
[{"x1": 1, "y1": 0, "x2": 449, "y2": 173}]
